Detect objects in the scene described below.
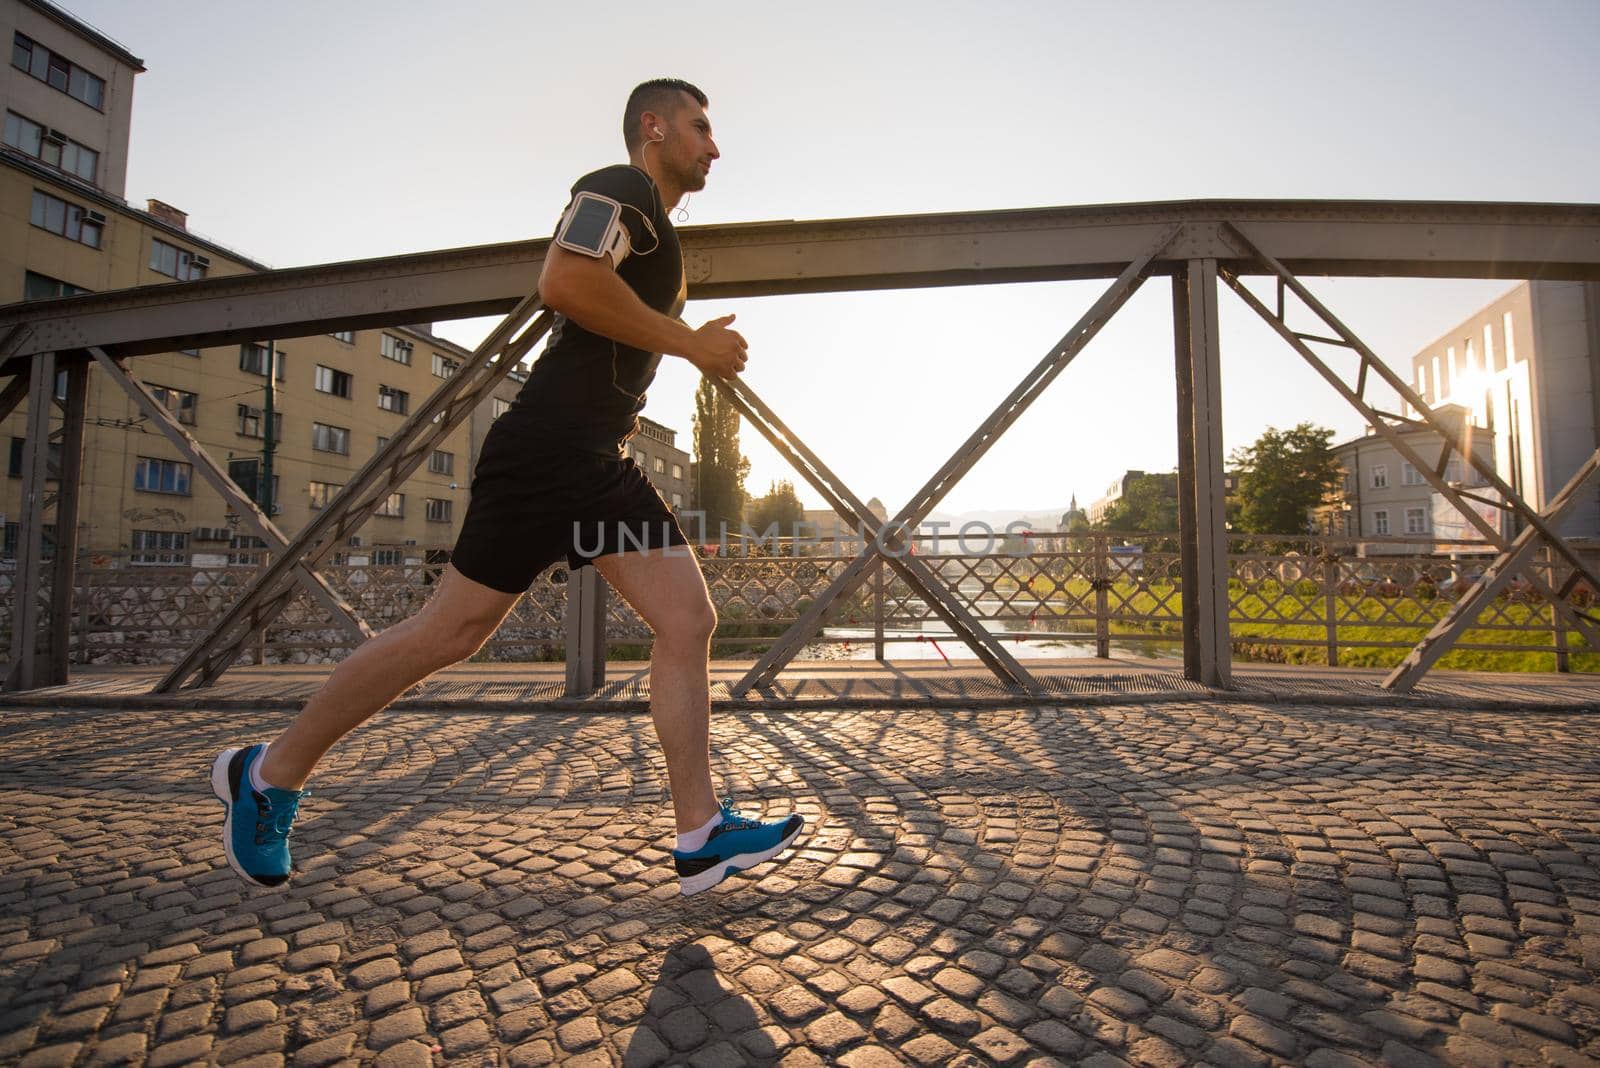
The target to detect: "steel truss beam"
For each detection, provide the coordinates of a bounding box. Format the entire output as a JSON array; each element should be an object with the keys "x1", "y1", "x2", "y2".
[
  {"x1": 7, "y1": 353, "x2": 55, "y2": 690},
  {"x1": 1218, "y1": 223, "x2": 1600, "y2": 686},
  {"x1": 4, "y1": 200, "x2": 1600, "y2": 363},
  {"x1": 1384, "y1": 448, "x2": 1600, "y2": 691},
  {"x1": 727, "y1": 226, "x2": 1181, "y2": 696},
  {"x1": 90, "y1": 347, "x2": 375, "y2": 647},
  {"x1": 155, "y1": 295, "x2": 552, "y2": 691},
  {"x1": 45, "y1": 356, "x2": 87, "y2": 685}
]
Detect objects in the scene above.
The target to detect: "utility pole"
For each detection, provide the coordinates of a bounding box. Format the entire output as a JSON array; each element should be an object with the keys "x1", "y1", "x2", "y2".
[{"x1": 260, "y1": 341, "x2": 276, "y2": 517}]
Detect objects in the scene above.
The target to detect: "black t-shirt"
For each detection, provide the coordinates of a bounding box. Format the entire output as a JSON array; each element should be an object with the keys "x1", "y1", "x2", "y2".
[{"x1": 506, "y1": 165, "x2": 685, "y2": 453}]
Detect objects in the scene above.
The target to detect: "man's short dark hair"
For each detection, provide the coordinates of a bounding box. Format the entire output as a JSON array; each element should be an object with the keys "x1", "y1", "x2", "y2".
[{"x1": 624, "y1": 78, "x2": 708, "y2": 152}]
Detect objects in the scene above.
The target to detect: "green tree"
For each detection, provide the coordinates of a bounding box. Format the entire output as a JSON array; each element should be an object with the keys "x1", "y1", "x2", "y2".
[
  {"x1": 745, "y1": 480, "x2": 806, "y2": 552},
  {"x1": 1098, "y1": 474, "x2": 1178, "y2": 532},
  {"x1": 692, "y1": 376, "x2": 750, "y2": 536},
  {"x1": 1229, "y1": 422, "x2": 1341, "y2": 534}
]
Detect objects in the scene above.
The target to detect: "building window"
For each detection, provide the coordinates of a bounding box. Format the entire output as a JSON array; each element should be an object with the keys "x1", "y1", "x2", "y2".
[
  {"x1": 12, "y1": 33, "x2": 106, "y2": 110},
  {"x1": 372, "y1": 547, "x2": 404, "y2": 566},
  {"x1": 1444, "y1": 459, "x2": 1462, "y2": 484},
  {"x1": 329, "y1": 330, "x2": 354, "y2": 344},
  {"x1": 1400, "y1": 462, "x2": 1423, "y2": 486},
  {"x1": 378, "y1": 385, "x2": 409, "y2": 415},
  {"x1": 1370, "y1": 464, "x2": 1388, "y2": 489},
  {"x1": 3, "y1": 522, "x2": 56, "y2": 560},
  {"x1": 671, "y1": 463, "x2": 684, "y2": 480},
  {"x1": 8, "y1": 437, "x2": 62, "y2": 477},
  {"x1": 312, "y1": 422, "x2": 350, "y2": 455},
  {"x1": 239, "y1": 343, "x2": 284, "y2": 379},
  {"x1": 376, "y1": 492, "x2": 404, "y2": 518},
  {"x1": 671, "y1": 492, "x2": 684, "y2": 509},
  {"x1": 428, "y1": 450, "x2": 454, "y2": 475},
  {"x1": 227, "y1": 535, "x2": 268, "y2": 566},
  {"x1": 236, "y1": 404, "x2": 283, "y2": 440},
  {"x1": 1415, "y1": 364, "x2": 1426, "y2": 396},
  {"x1": 147, "y1": 384, "x2": 197, "y2": 425},
  {"x1": 30, "y1": 189, "x2": 102, "y2": 248},
  {"x1": 22, "y1": 271, "x2": 90, "y2": 301},
  {"x1": 376, "y1": 436, "x2": 389, "y2": 452},
  {"x1": 3, "y1": 111, "x2": 99, "y2": 183},
  {"x1": 314, "y1": 365, "x2": 352, "y2": 398},
  {"x1": 1405, "y1": 507, "x2": 1427, "y2": 535},
  {"x1": 130, "y1": 530, "x2": 187, "y2": 565},
  {"x1": 307, "y1": 480, "x2": 343, "y2": 511},
  {"x1": 1373, "y1": 509, "x2": 1389, "y2": 535},
  {"x1": 432, "y1": 353, "x2": 458, "y2": 378},
  {"x1": 1504, "y1": 312, "x2": 1517, "y2": 363},
  {"x1": 1342, "y1": 472, "x2": 1355, "y2": 495},
  {"x1": 425, "y1": 498, "x2": 452, "y2": 522},
  {"x1": 492, "y1": 398, "x2": 512, "y2": 419},
  {"x1": 149, "y1": 238, "x2": 208, "y2": 281},
  {"x1": 652, "y1": 456, "x2": 666, "y2": 475},
  {"x1": 1484, "y1": 323, "x2": 1497, "y2": 373},
  {"x1": 134, "y1": 456, "x2": 193, "y2": 495},
  {"x1": 380, "y1": 334, "x2": 413, "y2": 364}
]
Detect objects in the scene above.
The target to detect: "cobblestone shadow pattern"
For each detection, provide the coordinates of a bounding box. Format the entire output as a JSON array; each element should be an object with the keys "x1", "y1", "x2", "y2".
[{"x1": 1, "y1": 701, "x2": 1598, "y2": 1067}]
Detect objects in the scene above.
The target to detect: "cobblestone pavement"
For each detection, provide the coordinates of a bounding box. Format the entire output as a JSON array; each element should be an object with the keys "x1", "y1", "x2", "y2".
[{"x1": 1, "y1": 702, "x2": 1598, "y2": 1067}]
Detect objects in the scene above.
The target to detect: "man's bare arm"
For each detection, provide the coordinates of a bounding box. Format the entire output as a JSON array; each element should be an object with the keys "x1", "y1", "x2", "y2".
[{"x1": 538, "y1": 245, "x2": 747, "y2": 377}]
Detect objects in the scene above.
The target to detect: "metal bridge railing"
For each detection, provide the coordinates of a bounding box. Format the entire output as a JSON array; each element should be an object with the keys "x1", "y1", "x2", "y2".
[{"x1": 7, "y1": 532, "x2": 1592, "y2": 677}]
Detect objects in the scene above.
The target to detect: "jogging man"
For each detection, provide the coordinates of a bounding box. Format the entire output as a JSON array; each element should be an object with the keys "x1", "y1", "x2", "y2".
[{"x1": 211, "y1": 78, "x2": 805, "y2": 898}]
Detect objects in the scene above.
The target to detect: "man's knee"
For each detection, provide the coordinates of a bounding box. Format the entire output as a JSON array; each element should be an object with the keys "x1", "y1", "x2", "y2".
[
  {"x1": 657, "y1": 597, "x2": 717, "y2": 645},
  {"x1": 427, "y1": 614, "x2": 499, "y2": 666}
]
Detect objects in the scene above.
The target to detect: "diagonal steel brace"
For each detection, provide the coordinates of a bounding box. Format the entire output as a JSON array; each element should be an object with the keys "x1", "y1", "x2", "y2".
[
  {"x1": 729, "y1": 225, "x2": 1182, "y2": 695},
  {"x1": 155, "y1": 294, "x2": 552, "y2": 692},
  {"x1": 714, "y1": 375, "x2": 1045, "y2": 695},
  {"x1": 91, "y1": 347, "x2": 375, "y2": 646},
  {"x1": 1384, "y1": 446, "x2": 1600, "y2": 691}
]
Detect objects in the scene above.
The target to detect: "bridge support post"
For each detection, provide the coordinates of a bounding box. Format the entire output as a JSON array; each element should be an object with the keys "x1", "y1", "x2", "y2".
[{"x1": 1174, "y1": 260, "x2": 1232, "y2": 688}]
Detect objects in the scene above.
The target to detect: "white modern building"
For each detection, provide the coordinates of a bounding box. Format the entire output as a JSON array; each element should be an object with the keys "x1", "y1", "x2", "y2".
[{"x1": 1410, "y1": 281, "x2": 1600, "y2": 539}]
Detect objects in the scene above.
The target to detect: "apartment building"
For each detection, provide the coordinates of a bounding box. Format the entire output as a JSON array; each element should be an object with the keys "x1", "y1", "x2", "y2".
[
  {"x1": 0, "y1": 1, "x2": 481, "y2": 566},
  {"x1": 1319, "y1": 408, "x2": 1500, "y2": 554},
  {"x1": 625, "y1": 416, "x2": 692, "y2": 513},
  {"x1": 3, "y1": 0, "x2": 138, "y2": 199},
  {"x1": 1409, "y1": 281, "x2": 1600, "y2": 539}
]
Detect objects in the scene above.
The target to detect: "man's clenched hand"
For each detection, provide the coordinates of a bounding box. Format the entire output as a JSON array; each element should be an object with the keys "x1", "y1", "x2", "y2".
[{"x1": 687, "y1": 314, "x2": 748, "y2": 378}]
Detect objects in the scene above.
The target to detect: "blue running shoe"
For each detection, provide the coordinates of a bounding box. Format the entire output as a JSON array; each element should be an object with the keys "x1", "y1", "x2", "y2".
[
  {"x1": 210, "y1": 744, "x2": 303, "y2": 888},
  {"x1": 672, "y1": 798, "x2": 805, "y2": 897}
]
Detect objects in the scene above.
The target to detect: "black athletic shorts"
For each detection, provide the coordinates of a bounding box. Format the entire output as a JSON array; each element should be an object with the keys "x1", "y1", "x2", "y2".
[{"x1": 450, "y1": 423, "x2": 690, "y2": 594}]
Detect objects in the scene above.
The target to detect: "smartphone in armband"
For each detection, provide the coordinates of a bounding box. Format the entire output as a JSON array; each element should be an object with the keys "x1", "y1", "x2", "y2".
[{"x1": 555, "y1": 192, "x2": 631, "y2": 264}]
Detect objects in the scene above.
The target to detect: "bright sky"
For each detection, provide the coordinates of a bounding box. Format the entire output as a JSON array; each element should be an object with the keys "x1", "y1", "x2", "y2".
[{"x1": 69, "y1": 0, "x2": 1600, "y2": 519}]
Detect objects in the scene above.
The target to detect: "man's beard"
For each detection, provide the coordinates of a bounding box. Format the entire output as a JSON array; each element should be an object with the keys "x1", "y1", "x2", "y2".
[{"x1": 677, "y1": 159, "x2": 708, "y2": 193}]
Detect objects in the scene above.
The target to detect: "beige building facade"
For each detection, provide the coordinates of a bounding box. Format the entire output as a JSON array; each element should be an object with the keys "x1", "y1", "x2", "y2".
[{"x1": 3, "y1": 0, "x2": 139, "y2": 198}]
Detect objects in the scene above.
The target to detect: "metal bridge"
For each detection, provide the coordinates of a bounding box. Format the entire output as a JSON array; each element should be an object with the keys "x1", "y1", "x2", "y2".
[{"x1": 3, "y1": 198, "x2": 1599, "y2": 698}]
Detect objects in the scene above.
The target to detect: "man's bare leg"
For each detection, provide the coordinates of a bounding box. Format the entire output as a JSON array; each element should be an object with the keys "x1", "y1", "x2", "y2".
[
  {"x1": 257, "y1": 565, "x2": 521, "y2": 789},
  {"x1": 592, "y1": 548, "x2": 721, "y2": 832}
]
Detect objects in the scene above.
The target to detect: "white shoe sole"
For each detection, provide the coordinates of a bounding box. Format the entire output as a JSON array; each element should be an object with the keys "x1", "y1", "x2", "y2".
[
  {"x1": 211, "y1": 746, "x2": 288, "y2": 891},
  {"x1": 679, "y1": 820, "x2": 805, "y2": 897}
]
